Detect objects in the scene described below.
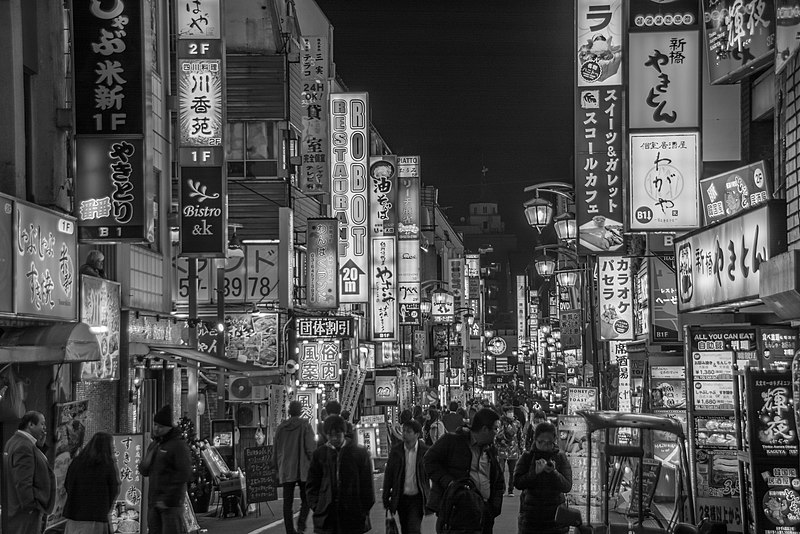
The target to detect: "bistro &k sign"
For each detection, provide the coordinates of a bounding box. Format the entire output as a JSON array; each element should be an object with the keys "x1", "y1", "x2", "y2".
[{"x1": 676, "y1": 202, "x2": 786, "y2": 312}]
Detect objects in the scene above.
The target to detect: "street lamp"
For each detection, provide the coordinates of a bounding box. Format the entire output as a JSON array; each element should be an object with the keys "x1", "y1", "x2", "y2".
[
  {"x1": 534, "y1": 252, "x2": 556, "y2": 278},
  {"x1": 553, "y1": 212, "x2": 578, "y2": 242},
  {"x1": 523, "y1": 182, "x2": 575, "y2": 231}
]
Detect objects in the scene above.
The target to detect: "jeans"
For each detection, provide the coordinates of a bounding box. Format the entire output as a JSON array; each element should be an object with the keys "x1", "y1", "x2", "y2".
[
  {"x1": 502, "y1": 458, "x2": 518, "y2": 493},
  {"x1": 397, "y1": 493, "x2": 424, "y2": 534},
  {"x1": 282, "y1": 480, "x2": 310, "y2": 534},
  {"x1": 147, "y1": 505, "x2": 186, "y2": 534},
  {"x1": 436, "y1": 500, "x2": 495, "y2": 534}
]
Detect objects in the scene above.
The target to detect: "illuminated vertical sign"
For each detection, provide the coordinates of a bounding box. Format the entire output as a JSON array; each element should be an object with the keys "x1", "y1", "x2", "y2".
[
  {"x1": 72, "y1": 0, "x2": 150, "y2": 242},
  {"x1": 307, "y1": 218, "x2": 338, "y2": 309},
  {"x1": 299, "y1": 36, "x2": 330, "y2": 194},
  {"x1": 517, "y1": 275, "x2": 528, "y2": 351},
  {"x1": 576, "y1": 0, "x2": 623, "y2": 87},
  {"x1": 598, "y1": 255, "x2": 633, "y2": 341},
  {"x1": 330, "y1": 93, "x2": 370, "y2": 302},
  {"x1": 449, "y1": 258, "x2": 465, "y2": 311},
  {"x1": 371, "y1": 236, "x2": 397, "y2": 340},
  {"x1": 397, "y1": 157, "x2": 421, "y2": 325},
  {"x1": 177, "y1": 0, "x2": 226, "y2": 256},
  {"x1": 629, "y1": 131, "x2": 699, "y2": 230},
  {"x1": 369, "y1": 156, "x2": 398, "y2": 236}
]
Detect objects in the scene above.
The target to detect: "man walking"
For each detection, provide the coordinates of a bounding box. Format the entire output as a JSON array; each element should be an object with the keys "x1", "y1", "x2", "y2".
[
  {"x1": 441, "y1": 401, "x2": 464, "y2": 433},
  {"x1": 383, "y1": 419, "x2": 430, "y2": 534},
  {"x1": 424, "y1": 408, "x2": 504, "y2": 534},
  {"x1": 3, "y1": 411, "x2": 55, "y2": 534},
  {"x1": 307, "y1": 415, "x2": 374, "y2": 533},
  {"x1": 138, "y1": 405, "x2": 193, "y2": 534},
  {"x1": 274, "y1": 400, "x2": 316, "y2": 534}
]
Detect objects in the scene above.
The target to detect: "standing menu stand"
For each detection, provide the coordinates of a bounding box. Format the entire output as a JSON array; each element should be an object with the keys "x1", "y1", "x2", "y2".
[{"x1": 201, "y1": 445, "x2": 246, "y2": 518}]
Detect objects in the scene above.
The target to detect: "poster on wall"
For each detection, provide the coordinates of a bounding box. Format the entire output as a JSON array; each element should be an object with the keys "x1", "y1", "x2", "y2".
[
  {"x1": 110, "y1": 434, "x2": 145, "y2": 534},
  {"x1": 629, "y1": 131, "x2": 700, "y2": 231},
  {"x1": 598, "y1": 256, "x2": 634, "y2": 340},
  {"x1": 80, "y1": 276, "x2": 121, "y2": 380},
  {"x1": 567, "y1": 387, "x2": 599, "y2": 414},
  {"x1": 46, "y1": 400, "x2": 90, "y2": 531}
]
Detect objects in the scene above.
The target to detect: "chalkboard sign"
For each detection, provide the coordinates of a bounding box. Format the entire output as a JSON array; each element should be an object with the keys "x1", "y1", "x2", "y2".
[
  {"x1": 244, "y1": 446, "x2": 277, "y2": 503},
  {"x1": 627, "y1": 458, "x2": 661, "y2": 517}
]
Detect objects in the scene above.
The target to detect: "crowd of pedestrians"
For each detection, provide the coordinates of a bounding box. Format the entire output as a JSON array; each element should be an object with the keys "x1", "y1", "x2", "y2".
[{"x1": 267, "y1": 398, "x2": 572, "y2": 534}]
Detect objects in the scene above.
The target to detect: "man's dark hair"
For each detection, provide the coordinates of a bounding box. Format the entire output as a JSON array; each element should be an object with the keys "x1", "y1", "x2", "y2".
[
  {"x1": 413, "y1": 405, "x2": 423, "y2": 418},
  {"x1": 288, "y1": 400, "x2": 303, "y2": 417},
  {"x1": 324, "y1": 400, "x2": 342, "y2": 415},
  {"x1": 399, "y1": 409, "x2": 413, "y2": 424},
  {"x1": 402, "y1": 419, "x2": 422, "y2": 434},
  {"x1": 323, "y1": 414, "x2": 346, "y2": 436},
  {"x1": 427, "y1": 408, "x2": 440, "y2": 422},
  {"x1": 470, "y1": 408, "x2": 500, "y2": 433},
  {"x1": 535, "y1": 421, "x2": 557, "y2": 438},
  {"x1": 448, "y1": 401, "x2": 459, "y2": 412},
  {"x1": 18, "y1": 411, "x2": 42, "y2": 431}
]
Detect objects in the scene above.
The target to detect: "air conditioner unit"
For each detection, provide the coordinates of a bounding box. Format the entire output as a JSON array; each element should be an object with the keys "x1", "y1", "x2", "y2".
[{"x1": 227, "y1": 378, "x2": 267, "y2": 402}]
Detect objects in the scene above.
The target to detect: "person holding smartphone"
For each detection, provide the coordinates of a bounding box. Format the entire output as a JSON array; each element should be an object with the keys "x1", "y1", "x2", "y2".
[{"x1": 512, "y1": 421, "x2": 573, "y2": 534}]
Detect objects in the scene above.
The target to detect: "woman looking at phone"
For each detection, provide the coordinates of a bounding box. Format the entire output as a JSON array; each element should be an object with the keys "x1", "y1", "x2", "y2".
[{"x1": 512, "y1": 421, "x2": 573, "y2": 534}]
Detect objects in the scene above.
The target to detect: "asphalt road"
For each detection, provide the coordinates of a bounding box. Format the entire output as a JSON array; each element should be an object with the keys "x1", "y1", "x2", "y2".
[{"x1": 198, "y1": 471, "x2": 524, "y2": 534}]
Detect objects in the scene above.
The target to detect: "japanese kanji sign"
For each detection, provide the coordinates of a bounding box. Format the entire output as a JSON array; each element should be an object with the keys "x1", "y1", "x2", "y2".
[
  {"x1": 368, "y1": 156, "x2": 398, "y2": 237},
  {"x1": 307, "y1": 219, "x2": 338, "y2": 309},
  {"x1": 598, "y1": 255, "x2": 634, "y2": 341},
  {"x1": 576, "y1": 0, "x2": 624, "y2": 87},
  {"x1": 699, "y1": 160, "x2": 771, "y2": 226},
  {"x1": 178, "y1": 58, "x2": 223, "y2": 147},
  {"x1": 298, "y1": 340, "x2": 341, "y2": 383},
  {"x1": 176, "y1": 0, "x2": 221, "y2": 38},
  {"x1": 299, "y1": 36, "x2": 330, "y2": 194},
  {"x1": 370, "y1": 236, "x2": 397, "y2": 340},
  {"x1": 112, "y1": 434, "x2": 144, "y2": 532},
  {"x1": 72, "y1": 0, "x2": 144, "y2": 135},
  {"x1": 676, "y1": 202, "x2": 786, "y2": 312},
  {"x1": 629, "y1": 131, "x2": 700, "y2": 230},
  {"x1": 703, "y1": 0, "x2": 775, "y2": 84},
  {"x1": 574, "y1": 86, "x2": 625, "y2": 253},
  {"x1": 649, "y1": 255, "x2": 679, "y2": 343},
  {"x1": 295, "y1": 317, "x2": 353, "y2": 339},
  {"x1": 628, "y1": 31, "x2": 700, "y2": 129},
  {"x1": 397, "y1": 159, "x2": 421, "y2": 306},
  {"x1": 80, "y1": 276, "x2": 121, "y2": 380},
  {"x1": 330, "y1": 93, "x2": 370, "y2": 303}
]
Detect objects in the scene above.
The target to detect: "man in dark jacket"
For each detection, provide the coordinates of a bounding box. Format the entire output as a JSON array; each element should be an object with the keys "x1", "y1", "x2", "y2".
[
  {"x1": 3, "y1": 411, "x2": 55, "y2": 534},
  {"x1": 383, "y1": 419, "x2": 430, "y2": 534},
  {"x1": 273, "y1": 400, "x2": 316, "y2": 534},
  {"x1": 307, "y1": 415, "x2": 374, "y2": 534},
  {"x1": 441, "y1": 401, "x2": 464, "y2": 433},
  {"x1": 424, "y1": 408, "x2": 504, "y2": 534},
  {"x1": 138, "y1": 405, "x2": 193, "y2": 534}
]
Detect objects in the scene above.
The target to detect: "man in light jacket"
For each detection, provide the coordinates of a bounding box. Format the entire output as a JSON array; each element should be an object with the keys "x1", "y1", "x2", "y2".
[
  {"x1": 3, "y1": 411, "x2": 56, "y2": 534},
  {"x1": 273, "y1": 400, "x2": 316, "y2": 534}
]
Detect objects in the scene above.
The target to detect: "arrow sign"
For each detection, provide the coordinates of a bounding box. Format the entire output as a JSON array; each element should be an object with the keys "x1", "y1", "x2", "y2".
[{"x1": 339, "y1": 259, "x2": 365, "y2": 297}]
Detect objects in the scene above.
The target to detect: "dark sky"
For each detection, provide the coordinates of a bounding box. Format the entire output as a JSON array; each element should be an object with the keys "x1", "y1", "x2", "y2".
[{"x1": 313, "y1": 1, "x2": 575, "y2": 243}]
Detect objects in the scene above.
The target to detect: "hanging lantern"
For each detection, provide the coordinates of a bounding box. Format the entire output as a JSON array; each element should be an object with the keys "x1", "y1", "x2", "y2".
[
  {"x1": 523, "y1": 197, "x2": 554, "y2": 232},
  {"x1": 432, "y1": 287, "x2": 449, "y2": 306},
  {"x1": 554, "y1": 213, "x2": 578, "y2": 242},
  {"x1": 463, "y1": 312, "x2": 475, "y2": 326},
  {"x1": 556, "y1": 270, "x2": 580, "y2": 287},
  {"x1": 420, "y1": 299, "x2": 432, "y2": 315},
  {"x1": 534, "y1": 254, "x2": 556, "y2": 277}
]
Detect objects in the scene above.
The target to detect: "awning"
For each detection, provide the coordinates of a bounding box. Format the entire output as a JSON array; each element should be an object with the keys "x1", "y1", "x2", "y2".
[
  {"x1": 129, "y1": 342, "x2": 282, "y2": 379},
  {"x1": 0, "y1": 322, "x2": 102, "y2": 363}
]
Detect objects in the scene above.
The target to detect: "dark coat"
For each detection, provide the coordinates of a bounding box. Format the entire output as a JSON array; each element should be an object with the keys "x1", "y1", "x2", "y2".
[
  {"x1": 306, "y1": 440, "x2": 374, "y2": 534},
  {"x1": 273, "y1": 416, "x2": 316, "y2": 483},
  {"x1": 382, "y1": 440, "x2": 431, "y2": 514},
  {"x1": 138, "y1": 427, "x2": 193, "y2": 508},
  {"x1": 422, "y1": 428, "x2": 504, "y2": 517},
  {"x1": 513, "y1": 446, "x2": 573, "y2": 534},
  {"x1": 3, "y1": 431, "x2": 56, "y2": 516},
  {"x1": 63, "y1": 457, "x2": 120, "y2": 522}
]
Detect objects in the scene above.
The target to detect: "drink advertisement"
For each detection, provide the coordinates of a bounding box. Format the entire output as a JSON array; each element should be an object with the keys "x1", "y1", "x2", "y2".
[
  {"x1": 746, "y1": 371, "x2": 798, "y2": 458},
  {"x1": 693, "y1": 381, "x2": 735, "y2": 411}
]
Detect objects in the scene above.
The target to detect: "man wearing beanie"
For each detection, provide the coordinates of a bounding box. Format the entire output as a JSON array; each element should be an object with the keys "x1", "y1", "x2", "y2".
[
  {"x1": 273, "y1": 400, "x2": 316, "y2": 534},
  {"x1": 138, "y1": 405, "x2": 193, "y2": 534}
]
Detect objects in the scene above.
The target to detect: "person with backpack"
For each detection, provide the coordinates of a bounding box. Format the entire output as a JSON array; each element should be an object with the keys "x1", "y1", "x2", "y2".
[
  {"x1": 425, "y1": 408, "x2": 445, "y2": 445},
  {"x1": 383, "y1": 419, "x2": 430, "y2": 534},
  {"x1": 513, "y1": 421, "x2": 573, "y2": 534},
  {"x1": 423, "y1": 408, "x2": 504, "y2": 534}
]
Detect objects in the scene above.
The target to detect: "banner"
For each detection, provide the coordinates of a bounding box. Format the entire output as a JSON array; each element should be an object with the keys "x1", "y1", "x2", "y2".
[
  {"x1": 330, "y1": 93, "x2": 370, "y2": 302},
  {"x1": 306, "y1": 218, "x2": 338, "y2": 309},
  {"x1": 299, "y1": 36, "x2": 330, "y2": 194},
  {"x1": 111, "y1": 434, "x2": 145, "y2": 534},
  {"x1": 629, "y1": 131, "x2": 700, "y2": 231},
  {"x1": 597, "y1": 256, "x2": 633, "y2": 340}
]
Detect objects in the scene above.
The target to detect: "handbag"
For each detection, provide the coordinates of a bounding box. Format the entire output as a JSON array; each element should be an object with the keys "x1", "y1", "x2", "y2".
[{"x1": 385, "y1": 511, "x2": 399, "y2": 534}]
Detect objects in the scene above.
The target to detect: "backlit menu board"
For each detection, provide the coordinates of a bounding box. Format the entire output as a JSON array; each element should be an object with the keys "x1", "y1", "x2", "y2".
[{"x1": 746, "y1": 371, "x2": 798, "y2": 458}]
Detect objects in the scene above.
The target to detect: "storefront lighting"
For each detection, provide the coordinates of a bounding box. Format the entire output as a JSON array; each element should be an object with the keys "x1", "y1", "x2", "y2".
[
  {"x1": 484, "y1": 329, "x2": 494, "y2": 339},
  {"x1": 88, "y1": 325, "x2": 109, "y2": 335},
  {"x1": 334, "y1": 383, "x2": 340, "y2": 388},
  {"x1": 215, "y1": 321, "x2": 224, "y2": 333}
]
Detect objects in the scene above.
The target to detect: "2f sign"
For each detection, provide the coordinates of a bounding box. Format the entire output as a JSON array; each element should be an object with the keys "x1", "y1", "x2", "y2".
[{"x1": 188, "y1": 42, "x2": 211, "y2": 55}]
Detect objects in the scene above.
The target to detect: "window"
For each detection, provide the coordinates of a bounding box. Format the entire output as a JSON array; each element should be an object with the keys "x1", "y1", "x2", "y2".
[{"x1": 226, "y1": 121, "x2": 278, "y2": 178}]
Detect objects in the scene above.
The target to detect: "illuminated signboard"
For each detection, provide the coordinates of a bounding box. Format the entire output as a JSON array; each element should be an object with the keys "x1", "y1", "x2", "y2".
[
  {"x1": 14, "y1": 202, "x2": 77, "y2": 321},
  {"x1": 629, "y1": 131, "x2": 700, "y2": 231},
  {"x1": 397, "y1": 157, "x2": 421, "y2": 307},
  {"x1": 307, "y1": 219, "x2": 338, "y2": 309},
  {"x1": 368, "y1": 156, "x2": 397, "y2": 237},
  {"x1": 178, "y1": 59, "x2": 223, "y2": 147},
  {"x1": 374, "y1": 369, "x2": 398, "y2": 405},
  {"x1": 598, "y1": 255, "x2": 634, "y2": 341},
  {"x1": 80, "y1": 276, "x2": 121, "y2": 381},
  {"x1": 330, "y1": 93, "x2": 370, "y2": 302},
  {"x1": 628, "y1": 31, "x2": 700, "y2": 129},
  {"x1": 676, "y1": 202, "x2": 786, "y2": 312},
  {"x1": 397, "y1": 157, "x2": 421, "y2": 239},
  {"x1": 299, "y1": 340, "x2": 341, "y2": 383},
  {"x1": 776, "y1": 0, "x2": 800, "y2": 73},
  {"x1": 176, "y1": 0, "x2": 221, "y2": 38},
  {"x1": 699, "y1": 161, "x2": 771, "y2": 226},
  {"x1": 371, "y1": 236, "x2": 397, "y2": 340},
  {"x1": 295, "y1": 317, "x2": 353, "y2": 339},
  {"x1": 220, "y1": 244, "x2": 280, "y2": 304},
  {"x1": 299, "y1": 36, "x2": 330, "y2": 194},
  {"x1": 576, "y1": 0, "x2": 624, "y2": 87},
  {"x1": 179, "y1": 167, "x2": 226, "y2": 256}
]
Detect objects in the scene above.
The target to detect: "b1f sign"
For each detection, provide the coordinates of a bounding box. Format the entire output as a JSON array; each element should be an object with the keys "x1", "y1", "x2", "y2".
[{"x1": 330, "y1": 93, "x2": 370, "y2": 303}]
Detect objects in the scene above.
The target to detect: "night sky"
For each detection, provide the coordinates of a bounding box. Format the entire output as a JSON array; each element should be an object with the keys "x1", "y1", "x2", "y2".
[{"x1": 313, "y1": 1, "x2": 575, "y2": 243}]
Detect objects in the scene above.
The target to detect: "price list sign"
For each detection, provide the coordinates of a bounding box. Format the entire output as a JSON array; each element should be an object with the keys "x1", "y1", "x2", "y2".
[{"x1": 243, "y1": 446, "x2": 278, "y2": 503}]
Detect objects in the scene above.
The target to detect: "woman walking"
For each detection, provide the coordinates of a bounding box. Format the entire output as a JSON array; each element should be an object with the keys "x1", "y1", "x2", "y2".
[
  {"x1": 513, "y1": 421, "x2": 573, "y2": 534},
  {"x1": 63, "y1": 432, "x2": 121, "y2": 534}
]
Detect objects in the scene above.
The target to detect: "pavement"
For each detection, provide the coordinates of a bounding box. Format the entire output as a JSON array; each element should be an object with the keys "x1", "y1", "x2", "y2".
[{"x1": 197, "y1": 472, "x2": 524, "y2": 534}]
